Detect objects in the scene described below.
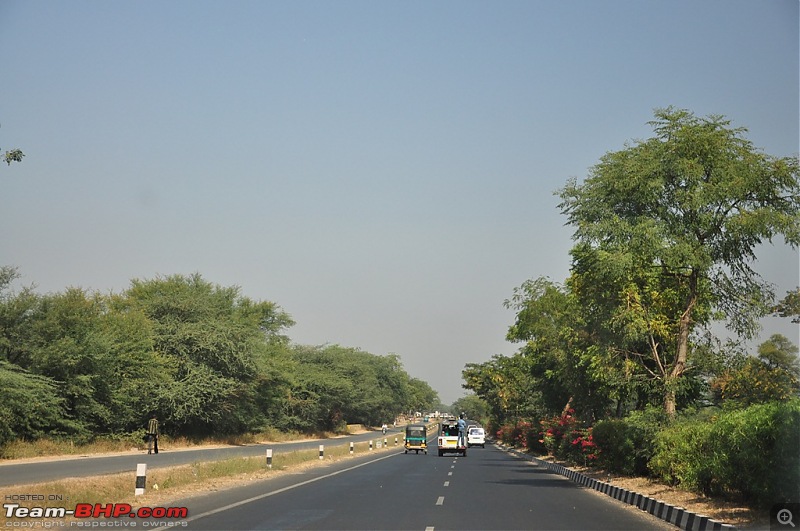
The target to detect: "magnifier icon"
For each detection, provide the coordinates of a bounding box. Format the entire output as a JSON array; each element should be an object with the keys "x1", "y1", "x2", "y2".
[{"x1": 778, "y1": 508, "x2": 796, "y2": 527}]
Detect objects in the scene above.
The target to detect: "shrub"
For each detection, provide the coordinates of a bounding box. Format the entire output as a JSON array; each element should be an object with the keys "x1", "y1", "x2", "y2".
[
  {"x1": 650, "y1": 399, "x2": 800, "y2": 508},
  {"x1": 591, "y1": 419, "x2": 635, "y2": 474},
  {"x1": 495, "y1": 423, "x2": 516, "y2": 446},
  {"x1": 623, "y1": 406, "x2": 668, "y2": 475},
  {"x1": 568, "y1": 428, "x2": 598, "y2": 465},
  {"x1": 707, "y1": 399, "x2": 800, "y2": 506},
  {"x1": 650, "y1": 420, "x2": 715, "y2": 493},
  {"x1": 525, "y1": 427, "x2": 547, "y2": 455},
  {"x1": 537, "y1": 409, "x2": 593, "y2": 463}
]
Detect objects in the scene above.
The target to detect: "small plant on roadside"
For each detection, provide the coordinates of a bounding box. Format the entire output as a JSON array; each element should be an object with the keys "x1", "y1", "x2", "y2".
[{"x1": 569, "y1": 428, "x2": 598, "y2": 465}]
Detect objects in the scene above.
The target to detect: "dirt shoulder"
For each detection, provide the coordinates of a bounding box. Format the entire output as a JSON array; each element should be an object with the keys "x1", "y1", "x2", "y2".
[{"x1": 533, "y1": 454, "x2": 766, "y2": 529}]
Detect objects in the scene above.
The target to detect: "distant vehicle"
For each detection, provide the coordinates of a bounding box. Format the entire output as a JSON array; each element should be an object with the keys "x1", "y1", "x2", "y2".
[
  {"x1": 404, "y1": 423, "x2": 428, "y2": 454},
  {"x1": 437, "y1": 420, "x2": 466, "y2": 457},
  {"x1": 467, "y1": 427, "x2": 485, "y2": 448}
]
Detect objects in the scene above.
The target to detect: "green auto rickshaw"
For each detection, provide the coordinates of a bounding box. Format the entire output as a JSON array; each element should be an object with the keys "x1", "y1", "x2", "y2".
[{"x1": 404, "y1": 423, "x2": 428, "y2": 454}]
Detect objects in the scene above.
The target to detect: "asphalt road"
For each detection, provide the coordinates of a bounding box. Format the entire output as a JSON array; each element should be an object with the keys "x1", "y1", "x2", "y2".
[
  {"x1": 0, "y1": 429, "x2": 400, "y2": 487},
  {"x1": 167, "y1": 439, "x2": 674, "y2": 530}
]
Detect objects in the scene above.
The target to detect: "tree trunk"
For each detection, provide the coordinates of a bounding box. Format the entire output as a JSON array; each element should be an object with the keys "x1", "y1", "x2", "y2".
[
  {"x1": 666, "y1": 272, "x2": 698, "y2": 417},
  {"x1": 561, "y1": 397, "x2": 573, "y2": 416}
]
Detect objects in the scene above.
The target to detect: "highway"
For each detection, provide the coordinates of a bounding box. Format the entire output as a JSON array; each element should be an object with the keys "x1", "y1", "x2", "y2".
[
  {"x1": 0, "y1": 430, "x2": 395, "y2": 487},
  {"x1": 168, "y1": 435, "x2": 673, "y2": 530},
  {"x1": 2, "y1": 426, "x2": 676, "y2": 530}
]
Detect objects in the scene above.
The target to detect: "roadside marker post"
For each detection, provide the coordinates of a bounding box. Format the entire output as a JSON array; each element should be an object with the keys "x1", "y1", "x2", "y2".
[
  {"x1": 135, "y1": 463, "x2": 146, "y2": 496},
  {"x1": 266, "y1": 448, "x2": 273, "y2": 469},
  {"x1": 369, "y1": 440, "x2": 373, "y2": 451},
  {"x1": 350, "y1": 442, "x2": 354, "y2": 455},
  {"x1": 319, "y1": 444, "x2": 324, "y2": 460}
]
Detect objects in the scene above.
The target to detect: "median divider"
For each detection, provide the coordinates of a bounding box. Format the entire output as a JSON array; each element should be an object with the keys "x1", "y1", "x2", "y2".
[
  {"x1": 496, "y1": 443, "x2": 737, "y2": 531},
  {"x1": 0, "y1": 436, "x2": 401, "y2": 527}
]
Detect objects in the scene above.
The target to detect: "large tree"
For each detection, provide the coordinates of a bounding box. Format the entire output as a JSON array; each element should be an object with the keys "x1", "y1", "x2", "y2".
[
  {"x1": 558, "y1": 108, "x2": 799, "y2": 416},
  {"x1": 122, "y1": 273, "x2": 295, "y2": 435}
]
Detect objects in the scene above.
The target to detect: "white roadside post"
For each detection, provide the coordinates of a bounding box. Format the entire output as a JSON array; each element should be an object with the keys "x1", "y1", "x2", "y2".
[
  {"x1": 135, "y1": 463, "x2": 147, "y2": 496},
  {"x1": 266, "y1": 448, "x2": 273, "y2": 469}
]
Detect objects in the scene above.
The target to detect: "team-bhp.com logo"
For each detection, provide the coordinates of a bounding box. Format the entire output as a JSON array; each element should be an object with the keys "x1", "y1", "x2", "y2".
[{"x1": 4, "y1": 503, "x2": 188, "y2": 527}]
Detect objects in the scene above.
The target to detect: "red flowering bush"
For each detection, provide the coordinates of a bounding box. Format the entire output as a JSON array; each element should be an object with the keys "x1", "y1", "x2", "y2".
[
  {"x1": 569, "y1": 428, "x2": 599, "y2": 463},
  {"x1": 538, "y1": 408, "x2": 580, "y2": 457},
  {"x1": 496, "y1": 421, "x2": 537, "y2": 449}
]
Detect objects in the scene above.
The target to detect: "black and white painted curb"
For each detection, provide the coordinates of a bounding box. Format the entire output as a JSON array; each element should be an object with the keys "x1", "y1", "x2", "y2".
[{"x1": 498, "y1": 444, "x2": 737, "y2": 531}]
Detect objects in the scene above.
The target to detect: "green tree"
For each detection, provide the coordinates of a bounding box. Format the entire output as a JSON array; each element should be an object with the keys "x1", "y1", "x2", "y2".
[
  {"x1": 123, "y1": 273, "x2": 294, "y2": 435},
  {"x1": 0, "y1": 266, "x2": 39, "y2": 368},
  {"x1": 505, "y1": 277, "x2": 619, "y2": 419},
  {"x1": 0, "y1": 361, "x2": 78, "y2": 448},
  {"x1": 774, "y1": 288, "x2": 800, "y2": 323},
  {"x1": 558, "y1": 108, "x2": 800, "y2": 416},
  {"x1": 6, "y1": 288, "x2": 173, "y2": 436},
  {"x1": 407, "y1": 377, "x2": 438, "y2": 416},
  {"x1": 286, "y1": 344, "x2": 417, "y2": 430},
  {"x1": 712, "y1": 334, "x2": 800, "y2": 406},
  {"x1": 463, "y1": 353, "x2": 541, "y2": 425},
  {"x1": 451, "y1": 393, "x2": 489, "y2": 424}
]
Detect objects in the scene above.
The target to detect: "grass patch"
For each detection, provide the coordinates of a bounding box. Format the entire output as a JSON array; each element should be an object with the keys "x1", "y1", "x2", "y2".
[
  {"x1": 0, "y1": 439, "x2": 396, "y2": 526},
  {"x1": 0, "y1": 437, "x2": 140, "y2": 459}
]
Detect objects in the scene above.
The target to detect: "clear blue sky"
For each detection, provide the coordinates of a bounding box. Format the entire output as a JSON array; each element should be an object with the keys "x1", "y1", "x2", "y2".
[{"x1": 1, "y1": 1, "x2": 798, "y2": 404}]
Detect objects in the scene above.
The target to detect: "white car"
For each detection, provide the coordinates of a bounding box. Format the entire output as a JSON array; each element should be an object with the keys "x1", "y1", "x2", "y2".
[{"x1": 467, "y1": 427, "x2": 485, "y2": 448}]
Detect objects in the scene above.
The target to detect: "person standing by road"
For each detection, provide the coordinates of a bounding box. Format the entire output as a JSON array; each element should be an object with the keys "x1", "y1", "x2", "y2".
[{"x1": 146, "y1": 414, "x2": 159, "y2": 454}]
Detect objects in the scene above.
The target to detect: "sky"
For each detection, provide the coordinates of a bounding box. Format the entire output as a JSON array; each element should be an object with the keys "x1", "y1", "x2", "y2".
[{"x1": 1, "y1": 1, "x2": 798, "y2": 405}]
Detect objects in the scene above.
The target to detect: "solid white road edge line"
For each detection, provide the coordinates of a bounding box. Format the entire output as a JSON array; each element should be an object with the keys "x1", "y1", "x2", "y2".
[{"x1": 184, "y1": 452, "x2": 400, "y2": 523}]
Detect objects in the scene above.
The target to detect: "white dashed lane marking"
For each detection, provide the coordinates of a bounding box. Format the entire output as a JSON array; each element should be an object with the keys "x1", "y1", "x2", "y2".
[{"x1": 436, "y1": 496, "x2": 445, "y2": 506}]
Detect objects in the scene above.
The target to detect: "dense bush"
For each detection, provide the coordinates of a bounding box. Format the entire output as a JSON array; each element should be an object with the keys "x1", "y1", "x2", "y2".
[
  {"x1": 538, "y1": 409, "x2": 579, "y2": 456},
  {"x1": 649, "y1": 419, "x2": 715, "y2": 493},
  {"x1": 621, "y1": 407, "x2": 668, "y2": 475},
  {"x1": 650, "y1": 399, "x2": 800, "y2": 507},
  {"x1": 524, "y1": 425, "x2": 547, "y2": 455},
  {"x1": 708, "y1": 399, "x2": 800, "y2": 506},
  {"x1": 591, "y1": 419, "x2": 635, "y2": 474},
  {"x1": 496, "y1": 421, "x2": 531, "y2": 448}
]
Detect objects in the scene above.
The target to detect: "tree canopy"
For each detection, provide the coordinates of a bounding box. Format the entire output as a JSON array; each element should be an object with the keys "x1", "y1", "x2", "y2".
[
  {"x1": 465, "y1": 108, "x2": 799, "y2": 424},
  {"x1": 557, "y1": 107, "x2": 799, "y2": 415},
  {"x1": 0, "y1": 269, "x2": 439, "y2": 447}
]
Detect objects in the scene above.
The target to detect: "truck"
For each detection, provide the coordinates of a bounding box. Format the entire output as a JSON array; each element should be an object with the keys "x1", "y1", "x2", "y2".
[{"x1": 437, "y1": 420, "x2": 466, "y2": 457}]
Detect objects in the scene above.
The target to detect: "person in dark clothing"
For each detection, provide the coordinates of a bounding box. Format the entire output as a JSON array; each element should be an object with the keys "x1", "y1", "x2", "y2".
[{"x1": 146, "y1": 414, "x2": 159, "y2": 454}]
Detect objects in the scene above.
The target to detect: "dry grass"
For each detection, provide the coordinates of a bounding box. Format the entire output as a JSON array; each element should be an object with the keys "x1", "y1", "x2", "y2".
[{"x1": 0, "y1": 428, "x2": 332, "y2": 460}]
